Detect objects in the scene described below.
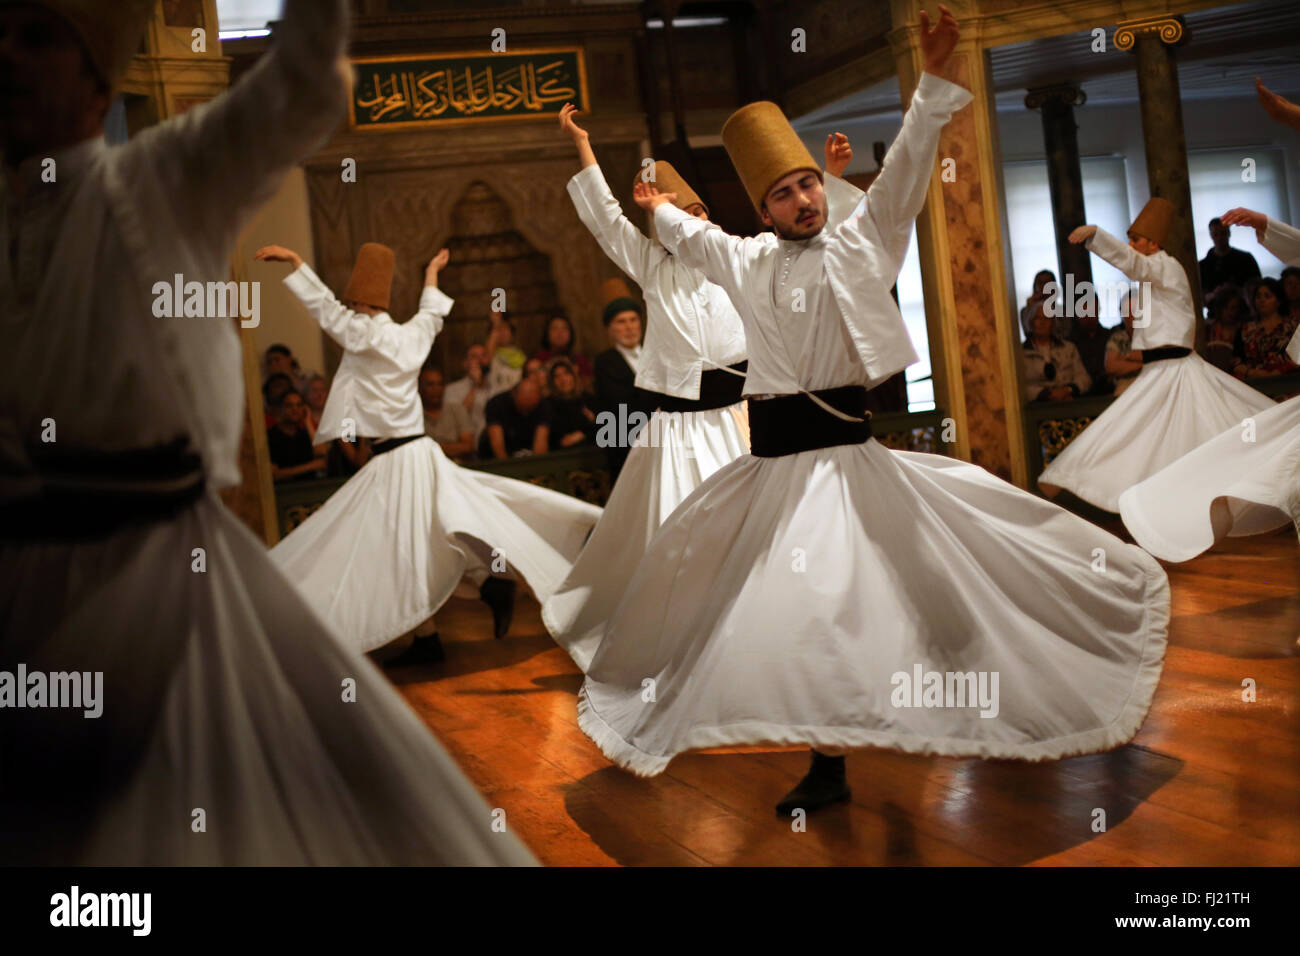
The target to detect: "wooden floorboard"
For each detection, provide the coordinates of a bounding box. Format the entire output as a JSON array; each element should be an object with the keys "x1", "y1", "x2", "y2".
[{"x1": 385, "y1": 526, "x2": 1300, "y2": 866}]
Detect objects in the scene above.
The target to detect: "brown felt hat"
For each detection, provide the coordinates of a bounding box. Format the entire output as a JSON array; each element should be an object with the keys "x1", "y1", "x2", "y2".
[
  {"x1": 600, "y1": 277, "x2": 642, "y2": 326},
  {"x1": 1128, "y1": 197, "x2": 1175, "y2": 248},
  {"x1": 721, "y1": 101, "x2": 822, "y2": 212},
  {"x1": 5, "y1": 0, "x2": 156, "y2": 90},
  {"x1": 343, "y1": 243, "x2": 396, "y2": 311},
  {"x1": 633, "y1": 161, "x2": 707, "y2": 215}
]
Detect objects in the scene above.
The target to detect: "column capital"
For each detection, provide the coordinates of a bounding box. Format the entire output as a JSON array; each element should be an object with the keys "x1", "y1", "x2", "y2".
[
  {"x1": 1114, "y1": 15, "x2": 1186, "y2": 51},
  {"x1": 1024, "y1": 84, "x2": 1087, "y2": 111}
]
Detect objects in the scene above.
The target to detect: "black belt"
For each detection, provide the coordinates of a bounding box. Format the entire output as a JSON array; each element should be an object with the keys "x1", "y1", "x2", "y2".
[
  {"x1": 652, "y1": 362, "x2": 748, "y2": 413},
  {"x1": 747, "y1": 386, "x2": 873, "y2": 458},
  {"x1": 1141, "y1": 346, "x2": 1192, "y2": 363},
  {"x1": 370, "y1": 434, "x2": 424, "y2": 456},
  {"x1": 0, "y1": 437, "x2": 205, "y2": 542}
]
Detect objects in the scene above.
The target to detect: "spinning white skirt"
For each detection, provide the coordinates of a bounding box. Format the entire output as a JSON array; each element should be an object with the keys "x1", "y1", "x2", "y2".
[
  {"x1": 0, "y1": 494, "x2": 537, "y2": 864},
  {"x1": 1119, "y1": 394, "x2": 1300, "y2": 561},
  {"x1": 577, "y1": 440, "x2": 1170, "y2": 777},
  {"x1": 1038, "y1": 354, "x2": 1274, "y2": 512},
  {"x1": 271, "y1": 437, "x2": 602, "y2": 653},
  {"x1": 542, "y1": 404, "x2": 750, "y2": 671}
]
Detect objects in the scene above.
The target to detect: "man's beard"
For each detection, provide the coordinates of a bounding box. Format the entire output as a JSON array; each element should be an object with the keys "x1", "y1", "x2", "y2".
[{"x1": 772, "y1": 207, "x2": 825, "y2": 240}]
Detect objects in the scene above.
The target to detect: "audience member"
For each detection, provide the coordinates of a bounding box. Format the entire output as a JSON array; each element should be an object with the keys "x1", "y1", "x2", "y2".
[
  {"x1": 524, "y1": 356, "x2": 549, "y2": 397},
  {"x1": 535, "y1": 315, "x2": 593, "y2": 382},
  {"x1": 1233, "y1": 276, "x2": 1298, "y2": 379},
  {"x1": 444, "y1": 343, "x2": 493, "y2": 442},
  {"x1": 267, "y1": 390, "x2": 326, "y2": 482},
  {"x1": 594, "y1": 286, "x2": 654, "y2": 481},
  {"x1": 485, "y1": 311, "x2": 526, "y2": 396},
  {"x1": 303, "y1": 374, "x2": 328, "y2": 440},
  {"x1": 1282, "y1": 265, "x2": 1300, "y2": 307},
  {"x1": 1020, "y1": 302, "x2": 1092, "y2": 401},
  {"x1": 479, "y1": 379, "x2": 552, "y2": 459},
  {"x1": 1104, "y1": 292, "x2": 1143, "y2": 395},
  {"x1": 1067, "y1": 307, "x2": 1113, "y2": 395},
  {"x1": 1019, "y1": 269, "x2": 1065, "y2": 340},
  {"x1": 546, "y1": 357, "x2": 597, "y2": 451},
  {"x1": 420, "y1": 366, "x2": 475, "y2": 460},
  {"x1": 262, "y1": 372, "x2": 296, "y2": 429},
  {"x1": 1203, "y1": 285, "x2": 1246, "y2": 372},
  {"x1": 1200, "y1": 216, "x2": 1260, "y2": 308}
]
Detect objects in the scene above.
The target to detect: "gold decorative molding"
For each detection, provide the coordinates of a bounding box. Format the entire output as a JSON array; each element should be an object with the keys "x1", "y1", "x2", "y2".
[{"x1": 1113, "y1": 16, "x2": 1185, "y2": 51}]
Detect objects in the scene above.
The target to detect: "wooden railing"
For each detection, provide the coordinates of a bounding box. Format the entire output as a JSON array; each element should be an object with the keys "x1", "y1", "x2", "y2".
[{"x1": 272, "y1": 406, "x2": 955, "y2": 539}]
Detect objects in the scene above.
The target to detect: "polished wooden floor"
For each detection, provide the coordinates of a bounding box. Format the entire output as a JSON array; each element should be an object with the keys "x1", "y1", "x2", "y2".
[{"x1": 385, "y1": 526, "x2": 1300, "y2": 866}]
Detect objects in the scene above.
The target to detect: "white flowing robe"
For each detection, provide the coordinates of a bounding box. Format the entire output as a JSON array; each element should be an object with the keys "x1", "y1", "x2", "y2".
[{"x1": 0, "y1": 0, "x2": 535, "y2": 865}]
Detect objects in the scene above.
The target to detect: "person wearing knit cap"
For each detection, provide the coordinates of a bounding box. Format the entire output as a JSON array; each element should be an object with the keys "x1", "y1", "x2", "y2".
[
  {"x1": 591, "y1": 276, "x2": 657, "y2": 482},
  {"x1": 1118, "y1": 84, "x2": 1300, "y2": 565},
  {"x1": 547, "y1": 104, "x2": 871, "y2": 671},
  {"x1": 1037, "y1": 199, "x2": 1273, "y2": 512},
  {"x1": 0, "y1": 0, "x2": 536, "y2": 865},
  {"x1": 573, "y1": 6, "x2": 1171, "y2": 817},
  {"x1": 255, "y1": 242, "x2": 601, "y2": 667}
]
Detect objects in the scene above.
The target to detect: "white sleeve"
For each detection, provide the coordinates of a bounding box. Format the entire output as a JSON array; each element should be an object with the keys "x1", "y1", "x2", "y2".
[
  {"x1": 567, "y1": 165, "x2": 666, "y2": 284},
  {"x1": 653, "y1": 202, "x2": 752, "y2": 297},
  {"x1": 1262, "y1": 217, "x2": 1300, "y2": 267},
  {"x1": 283, "y1": 264, "x2": 373, "y2": 353}
]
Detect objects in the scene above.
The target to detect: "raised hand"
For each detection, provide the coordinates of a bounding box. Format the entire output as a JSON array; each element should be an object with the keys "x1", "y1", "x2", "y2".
[
  {"x1": 1221, "y1": 207, "x2": 1267, "y2": 234},
  {"x1": 633, "y1": 181, "x2": 678, "y2": 212},
  {"x1": 1068, "y1": 225, "x2": 1097, "y2": 245},
  {"x1": 919, "y1": 4, "x2": 960, "y2": 77},
  {"x1": 1256, "y1": 78, "x2": 1300, "y2": 132},
  {"x1": 424, "y1": 247, "x2": 450, "y2": 287},
  {"x1": 559, "y1": 102, "x2": 588, "y2": 141},
  {"x1": 824, "y1": 132, "x2": 853, "y2": 177},
  {"x1": 254, "y1": 245, "x2": 303, "y2": 268}
]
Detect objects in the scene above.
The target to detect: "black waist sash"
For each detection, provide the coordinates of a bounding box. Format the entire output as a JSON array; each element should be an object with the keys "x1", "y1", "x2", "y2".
[
  {"x1": 1141, "y1": 346, "x2": 1192, "y2": 363},
  {"x1": 747, "y1": 385, "x2": 873, "y2": 458},
  {"x1": 652, "y1": 362, "x2": 748, "y2": 413},
  {"x1": 0, "y1": 437, "x2": 205, "y2": 541},
  {"x1": 370, "y1": 433, "x2": 424, "y2": 456}
]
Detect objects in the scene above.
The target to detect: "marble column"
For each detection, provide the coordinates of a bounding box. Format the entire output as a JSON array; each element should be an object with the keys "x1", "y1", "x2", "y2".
[
  {"x1": 889, "y1": 0, "x2": 1026, "y2": 485},
  {"x1": 1116, "y1": 16, "x2": 1204, "y2": 319},
  {"x1": 1025, "y1": 84, "x2": 1092, "y2": 297}
]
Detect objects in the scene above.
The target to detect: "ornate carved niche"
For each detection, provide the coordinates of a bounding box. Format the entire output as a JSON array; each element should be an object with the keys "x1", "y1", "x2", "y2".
[{"x1": 432, "y1": 181, "x2": 563, "y2": 374}]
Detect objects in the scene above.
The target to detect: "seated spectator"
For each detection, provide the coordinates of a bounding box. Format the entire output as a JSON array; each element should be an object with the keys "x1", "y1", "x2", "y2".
[
  {"x1": 1105, "y1": 292, "x2": 1143, "y2": 395},
  {"x1": 524, "y1": 356, "x2": 549, "y2": 397},
  {"x1": 303, "y1": 374, "x2": 328, "y2": 441},
  {"x1": 1020, "y1": 302, "x2": 1092, "y2": 402},
  {"x1": 262, "y1": 372, "x2": 296, "y2": 429},
  {"x1": 485, "y1": 311, "x2": 527, "y2": 396},
  {"x1": 1203, "y1": 285, "x2": 1246, "y2": 373},
  {"x1": 267, "y1": 390, "x2": 326, "y2": 482},
  {"x1": 479, "y1": 379, "x2": 551, "y2": 459},
  {"x1": 444, "y1": 343, "x2": 493, "y2": 443},
  {"x1": 1067, "y1": 307, "x2": 1113, "y2": 395},
  {"x1": 535, "y1": 315, "x2": 594, "y2": 383},
  {"x1": 264, "y1": 342, "x2": 314, "y2": 394},
  {"x1": 1234, "y1": 277, "x2": 1298, "y2": 379},
  {"x1": 1019, "y1": 269, "x2": 1066, "y2": 340},
  {"x1": 547, "y1": 357, "x2": 597, "y2": 451},
  {"x1": 420, "y1": 366, "x2": 475, "y2": 460},
  {"x1": 1282, "y1": 265, "x2": 1300, "y2": 307}
]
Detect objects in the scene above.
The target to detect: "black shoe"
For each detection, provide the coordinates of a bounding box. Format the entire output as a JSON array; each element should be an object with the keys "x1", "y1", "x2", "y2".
[
  {"x1": 775, "y1": 751, "x2": 850, "y2": 816},
  {"x1": 385, "y1": 632, "x2": 445, "y2": 667},
  {"x1": 479, "y1": 577, "x2": 517, "y2": 639}
]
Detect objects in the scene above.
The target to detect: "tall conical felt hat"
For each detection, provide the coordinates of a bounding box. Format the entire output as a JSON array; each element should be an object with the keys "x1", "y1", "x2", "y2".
[
  {"x1": 600, "y1": 277, "x2": 642, "y2": 325},
  {"x1": 1128, "y1": 197, "x2": 1175, "y2": 248},
  {"x1": 633, "y1": 161, "x2": 707, "y2": 215},
  {"x1": 343, "y1": 243, "x2": 396, "y2": 311},
  {"x1": 721, "y1": 101, "x2": 821, "y2": 211},
  {"x1": 4, "y1": 0, "x2": 156, "y2": 89}
]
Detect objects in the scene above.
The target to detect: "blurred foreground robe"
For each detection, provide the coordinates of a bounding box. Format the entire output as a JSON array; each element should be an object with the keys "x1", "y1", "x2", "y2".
[
  {"x1": 0, "y1": 0, "x2": 535, "y2": 865},
  {"x1": 1120, "y1": 216, "x2": 1300, "y2": 561}
]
